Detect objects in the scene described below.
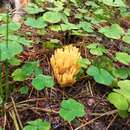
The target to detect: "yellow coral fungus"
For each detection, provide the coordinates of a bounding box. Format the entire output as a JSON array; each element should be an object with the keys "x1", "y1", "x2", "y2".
[{"x1": 50, "y1": 45, "x2": 81, "y2": 86}]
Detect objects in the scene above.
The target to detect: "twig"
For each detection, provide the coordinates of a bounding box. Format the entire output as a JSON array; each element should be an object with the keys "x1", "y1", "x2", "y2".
[
  {"x1": 30, "y1": 107, "x2": 58, "y2": 114},
  {"x1": 3, "y1": 112, "x2": 7, "y2": 130},
  {"x1": 11, "y1": 97, "x2": 23, "y2": 129},
  {"x1": 9, "y1": 110, "x2": 20, "y2": 130},
  {"x1": 105, "y1": 113, "x2": 118, "y2": 130},
  {"x1": 74, "y1": 110, "x2": 117, "y2": 130}
]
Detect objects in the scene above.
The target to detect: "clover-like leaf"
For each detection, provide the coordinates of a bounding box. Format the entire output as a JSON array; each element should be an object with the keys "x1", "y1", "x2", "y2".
[
  {"x1": 25, "y1": 3, "x2": 44, "y2": 14},
  {"x1": 99, "y1": 0, "x2": 126, "y2": 7},
  {"x1": 115, "y1": 80, "x2": 130, "y2": 103},
  {"x1": 43, "y1": 11, "x2": 62, "y2": 23},
  {"x1": 107, "y1": 92, "x2": 128, "y2": 110},
  {"x1": 19, "y1": 86, "x2": 29, "y2": 94},
  {"x1": 87, "y1": 65, "x2": 114, "y2": 86},
  {"x1": 22, "y1": 61, "x2": 42, "y2": 76},
  {"x1": 61, "y1": 23, "x2": 79, "y2": 31},
  {"x1": 122, "y1": 35, "x2": 130, "y2": 44},
  {"x1": 116, "y1": 52, "x2": 130, "y2": 65},
  {"x1": 12, "y1": 61, "x2": 42, "y2": 81},
  {"x1": 59, "y1": 98, "x2": 86, "y2": 122},
  {"x1": 25, "y1": 17, "x2": 47, "y2": 29},
  {"x1": 23, "y1": 119, "x2": 51, "y2": 130},
  {"x1": 87, "y1": 43, "x2": 107, "y2": 56},
  {"x1": 0, "y1": 41, "x2": 23, "y2": 61},
  {"x1": 99, "y1": 24, "x2": 124, "y2": 39},
  {"x1": 32, "y1": 74, "x2": 54, "y2": 90},
  {"x1": 8, "y1": 57, "x2": 21, "y2": 66},
  {"x1": 8, "y1": 35, "x2": 32, "y2": 46},
  {"x1": 115, "y1": 67, "x2": 128, "y2": 79},
  {"x1": 0, "y1": 22, "x2": 21, "y2": 35},
  {"x1": 79, "y1": 58, "x2": 91, "y2": 69},
  {"x1": 12, "y1": 69, "x2": 27, "y2": 81},
  {"x1": 118, "y1": 80, "x2": 130, "y2": 88},
  {"x1": 79, "y1": 21, "x2": 93, "y2": 33},
  {"x1": 118, "y1": 110, "x2": 128, "y2": 118}
]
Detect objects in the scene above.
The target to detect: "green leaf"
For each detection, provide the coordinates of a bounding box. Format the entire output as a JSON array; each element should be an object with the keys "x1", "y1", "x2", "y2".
[
  {"x1": 116, "y1": 80, "x2": 130, "y2": 103},
  {"x1": 60, "y1": 23, "x2": 79, "y2": 31},
  {"x1": 12, "y1": 69, "x2": 27, "y2": 81},
  {"x1": 107, "y1": 92, "x2": 128, "y2": 110},
  {"x1": 32, "y1": 74, "x2": 54, "y2": 90},
  {"x1": 79, "y1": 21, "x2": 93, "y2": 33},
  {"x1": 0, "y1": 41, "x2": 23, "y2": 61},
  {"x1": 118, "y1": 110, "x2": 128, "y2": 118},
  {"x1": 115, "y1": 67, "x2": 128, "y2": 79},
  {"x1": 25, "y1": 3, "x2": 44, "y2": 14},
  {"x1": 23, "y1": 119, "x2": 51, "y2": 130},
  {"x1": 43, "y1": 39, "x2": 61, "y2": 49},
  {"x1": 20, "y1": 61, "x2": 42, "y2": 77},
  {"x1": 8, "y1": 35, "x2": 32, "y2": 46},
  {"x1": 59, "y1": 98, "x2": 86, "y2": 122},
  {"x1": 118, "y1": 80, "x2": 130, "y2": 88},
  {"x1": 8, "y1": 57, "x2": 21, "y2": 66},
  {"x1": 116, "y1": 52, "x2": 130, "y2": 65},
  {"x1": 87, "y1": 66, "x2": 114, "y2": 86},
  {"x1": 49, "y1": 25, "x2": 62, "y2": 31},
  {"x1": 122, "y1": 35, "x2": 130, "y2": 44},
  {"x1": 99, "y1": 24, "x2": 124, "y2": 39},
  {"x1": 43, "y1": 11, "x2": 62, "y2": 23},
  {"x1": 0, "y1": 22, "x2": 21, "y2": 35},
  {"x1": 87, "y1": 43, "x2": 107, "y2": 56},
  {"x1": 79, "y1": 58, "x2": 91, "y2": 69},
  {"x1": 12, "y1": 61, "x2": 43, "y2": 81},
  {"x1": 25, "y1": 17, "x2": 47, "y2": 29},
  {"x1": 19, "y1": 86, "x2": 29, "y2": 94},
  {"x1": 99, "y1": 0, "x2": 126, "y2": 7}
]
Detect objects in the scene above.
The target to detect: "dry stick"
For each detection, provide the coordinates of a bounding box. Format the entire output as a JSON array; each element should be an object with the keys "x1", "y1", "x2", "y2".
[
  {"x1": 17, "y1": 98, "x2": 46, "y2": 104},
  {"x1": 105, "y1": 113, "x2": 118, "y2": 130},
  {"x1": 3, "y1": 112, "x2": 7, "y2": 130},
  {"x1": 11, "y1": 97, "x2": 23, "y2": 130},
  {"x1": 9, "y1": 110, "x2": 20, "y2": 130},
  {"x1": 30, "y1": 107, "x2": 58, "y2": 114},
  {"x1": 5, "y1": 98, "x2": 47, "y2": 109},
  {"x1": 88, "y1": 81, "x2": 93, "y2": 96},
  {"x1": 69, "y1": 122, "x2": 74, "y2": 130},
  {"x1": 74, "y1": 110, "x2": 117, "y2": 130}
]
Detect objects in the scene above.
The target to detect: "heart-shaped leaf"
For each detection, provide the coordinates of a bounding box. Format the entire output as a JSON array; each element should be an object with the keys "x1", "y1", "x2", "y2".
[
  {"x1": 25, "y1": 17, "x2": 47, "y2": 29},
  {"x1": 107, "y1": 92, "x2": 128, "y2": 110},
  {"x1": 43, "y1": 11, "x2": 62, "y2": 23},
  {"x1": 87, "y1": 65, "x2": 114, "y2": 85},
  {"x1": 23, "y1": 119, "x2": 51, "y2": 130},
  {"x1": 0, "y1": 41, "x2": 23, "y2": 61},
  {"x1": 32, "y1": 74, "x2": 54, "y2": 90},
  {"x1": 99, "y1": 24, "x2": 124, "y2": 39},
  {"x1": 59, "y1": 98, "x2": 85, "y2": 122},
  {"x1": 116, "y1": 52, "x2": 130, "y2": 65}
]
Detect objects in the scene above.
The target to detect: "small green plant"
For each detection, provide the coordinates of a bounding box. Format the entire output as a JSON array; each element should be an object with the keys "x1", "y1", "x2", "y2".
[
  {"x1": 23, "y1": 119, "x2": 51, "y2": 130},
  {"x1": 25, "y1": 3, "x2": 44, "y2": 14},
  {"x1": 25, "y1": 17, "x2": 47, "y2": 29},
  {"x1": 19, "y1": 86, "x2": 29, "y2": 94},
  {"x1": 87, "y1": 65, "x2": 114, "y2": 86},
  {"x1": 99, "y1": 0, "x2": 126, "y2": 7},
  {"x1": 59, "y1": 98, "x2": 86, "y2": 122},
  {"x1": 32, "y1": 74, "x2": 54, "y2": 90},
  {"x1": 12, "y1": 61, "x2": 54, "y2": 90},
  {"x1": 107, "y1": 80, "x2": 130, "y2": 118},
  {"x1": 99, "y1": 24, "x2": 124, "y2": 39},
  {"x1": 87, "y1": 43, "x2": 107, "y2": 56},
  {"x1": 116, "y1": 52, "x2": 130, "y2": 65}
]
